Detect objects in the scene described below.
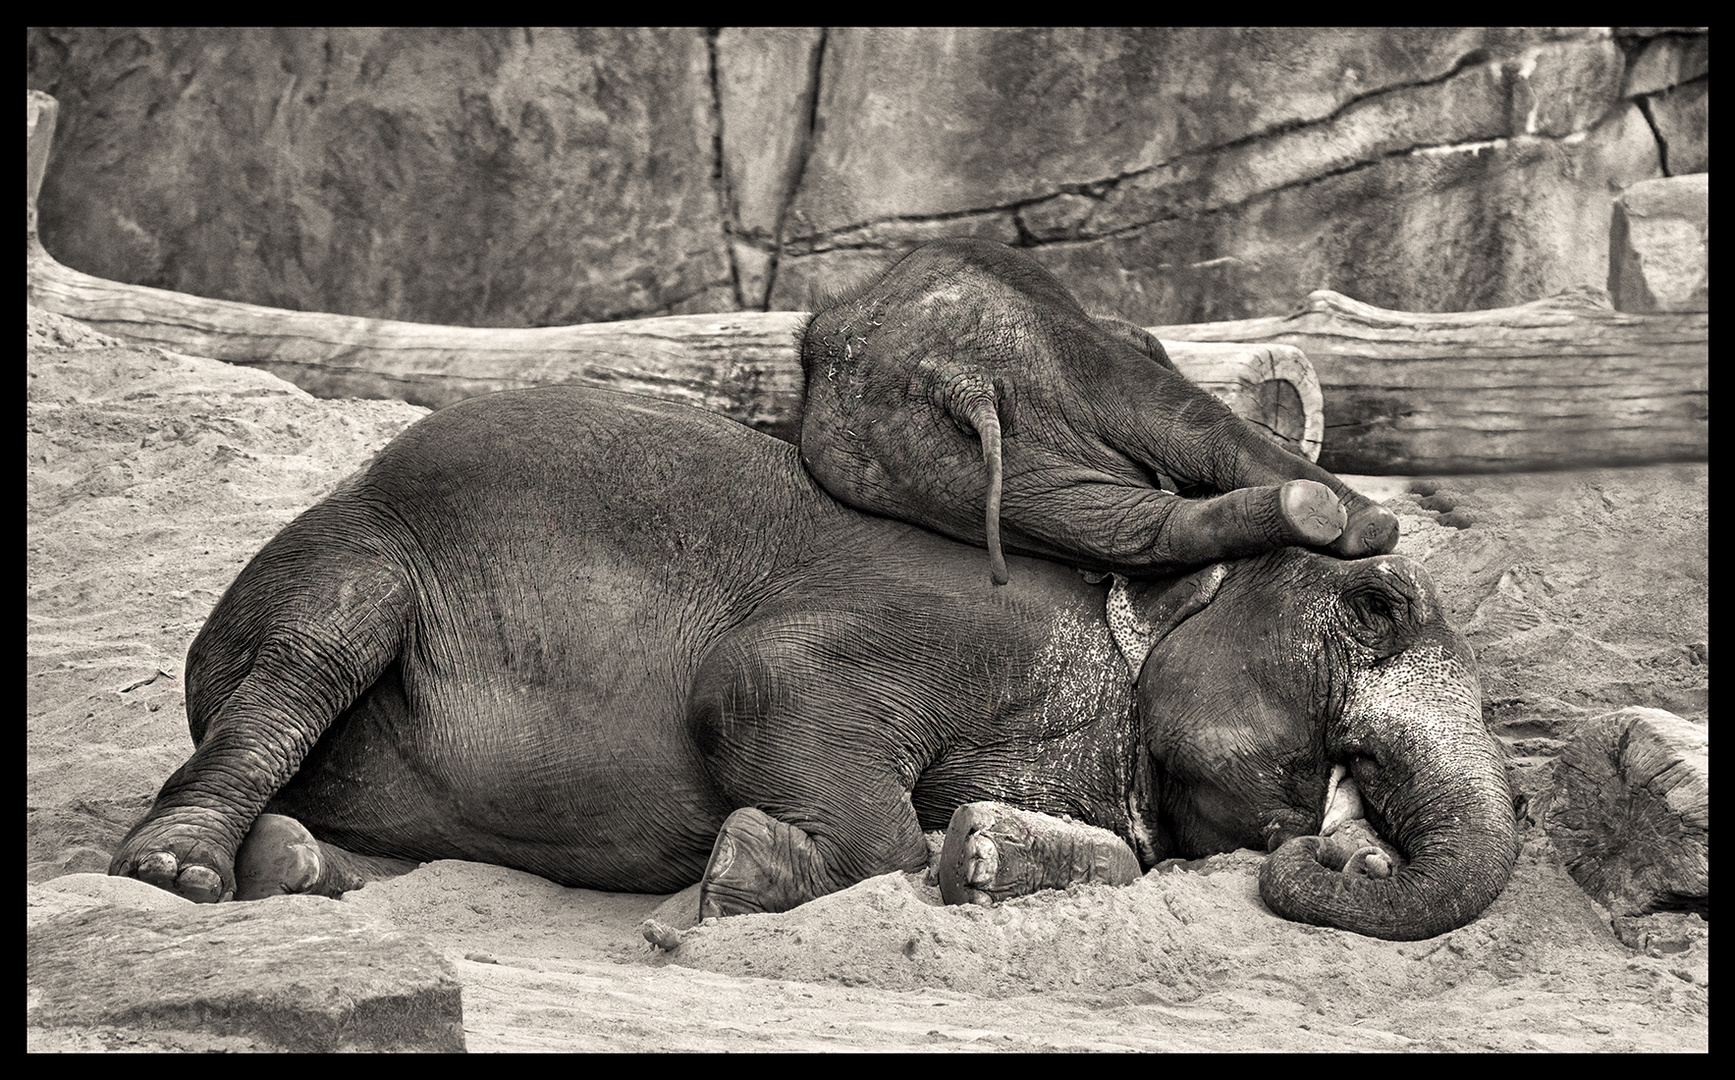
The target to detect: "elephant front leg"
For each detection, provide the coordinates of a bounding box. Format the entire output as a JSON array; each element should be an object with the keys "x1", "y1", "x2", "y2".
[
  {"x1": 936, "y1": 802, "x2": 1142, "y2": 906},
  {"x1": 699, "y1": 806, "x2": 932, "y2": 918}
]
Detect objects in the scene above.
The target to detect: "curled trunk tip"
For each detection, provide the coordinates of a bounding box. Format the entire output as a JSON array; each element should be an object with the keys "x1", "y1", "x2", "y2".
[{"x1": 1258, "y1": 824, "x2": 1517, "y2": 940}]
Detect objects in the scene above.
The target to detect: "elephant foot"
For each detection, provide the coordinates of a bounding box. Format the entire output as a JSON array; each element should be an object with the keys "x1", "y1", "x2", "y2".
[
  {"x1": 699, "y1": 808, "x2": 831, "y2": 919},
  {"x1": 1277, "y1": 480, "x2": 1349, "y2": 546},
  {"x1": 234, "y1": 814, "x2": 323, "y2": 899},
  {"x1": 108, "y1": 807, "x2": 240, "y2": 903},
  {"x1": 936, "y1": 802, "x2": 1141, "y2": 906},
  {"x1": 1149, "y1": 482, "x2": 1346, "y2": 566},
  {"x1": 234, "y1": 813, "x2": 419, "y2": 900},
  {"x1": 938, "y1": 811, "x2": 1001, "y2": 905},
  {"x1": 1328, "y1": 500, "x2": 1401, "y2": 559}
]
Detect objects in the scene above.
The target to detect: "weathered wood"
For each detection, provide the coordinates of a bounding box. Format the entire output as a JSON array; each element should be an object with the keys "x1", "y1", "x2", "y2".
[
  {"x1": 1541, "y1": 707, "x2": 1708, "y2": 918},
  {"x1": 26, "y1": 257, "x2": 1321, "y2": 458},
  {"x1": 1156, "y1": 288, "x2": 1708, "y2": 474}
]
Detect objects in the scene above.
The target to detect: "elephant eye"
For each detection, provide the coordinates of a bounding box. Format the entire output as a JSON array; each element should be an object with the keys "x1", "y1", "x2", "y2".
[
  {"x1": 1343, "y1": 587, "x2": 1413, "y2": 654},
  {"x1": 1356, "y1": 594, "x2": 1393, "y2": 631}
]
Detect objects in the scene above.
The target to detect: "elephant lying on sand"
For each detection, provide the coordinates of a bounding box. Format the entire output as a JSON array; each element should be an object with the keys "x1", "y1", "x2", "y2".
[
  {"x1": 110, "y1": 387, "x2": 1516, "y2": 940},
  {"x1": 798, "y1": 238, "x2": 1400, "y2": 585}
]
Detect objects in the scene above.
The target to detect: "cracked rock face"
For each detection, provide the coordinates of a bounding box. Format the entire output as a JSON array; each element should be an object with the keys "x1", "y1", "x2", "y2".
[{"x1": 27, "y1": 28, "x2": 1705, "y2": 328}]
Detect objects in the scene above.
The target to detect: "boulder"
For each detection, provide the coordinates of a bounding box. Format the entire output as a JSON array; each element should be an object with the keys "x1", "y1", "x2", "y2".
[
  {"x1": 28, "y1": 876, "x2": 465, "y2": 1052},
  {"x1": 1623, "y1": 32, "x2": 1709, "y2": 96},
  {"x1": 1644, "y1": 80, "x2": 1710, "y2": 173},
  {"x1": 1609, "y1": 173, "x2": 1709, "y2": 312},
  {"x1": 1622, "y1": 30, "x2": 1709, "y2": 173},
  {"x1": 713, "y1": 27, "x2": 826, "y2": 308},
  {"x1": 769, "y1": 28, "x2": 1662, "y2": 321}
]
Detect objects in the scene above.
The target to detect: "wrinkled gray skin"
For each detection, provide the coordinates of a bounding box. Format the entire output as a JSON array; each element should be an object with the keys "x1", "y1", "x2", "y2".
[
  {"x1": 799, "y1": 238, "x2": 1400, "y2": 585},
  {"x1": 109, "y1": 388, "x2": 1515, "y2": 940}
]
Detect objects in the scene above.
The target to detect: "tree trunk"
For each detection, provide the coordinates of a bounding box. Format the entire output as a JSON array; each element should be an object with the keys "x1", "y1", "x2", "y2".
[{"x1": 1540, "y1": 707, "x2": 1708, "y2": 917}]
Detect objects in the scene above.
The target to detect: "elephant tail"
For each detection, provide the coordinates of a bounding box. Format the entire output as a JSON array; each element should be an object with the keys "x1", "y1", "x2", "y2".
[{"x1": 955, "y1": 389, "x2": 1008, "y2": 586}]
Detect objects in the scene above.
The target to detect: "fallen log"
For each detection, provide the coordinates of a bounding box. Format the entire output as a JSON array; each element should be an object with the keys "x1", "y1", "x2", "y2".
[
  {"x1": 1155, "y1": 287, "x2": 1707, "y2": 474},
  {"x1": 1540, "y1": 707, "x2": 1708, "y2": 918},
  {"x1": 25, "y1": 258, "x2": 1322, "y2": 461}
]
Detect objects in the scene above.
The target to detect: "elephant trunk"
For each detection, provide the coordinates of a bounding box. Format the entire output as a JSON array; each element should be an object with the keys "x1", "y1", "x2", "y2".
[{"x1": 1258, "y1": 652, "x2": 1519, "y2": 940}]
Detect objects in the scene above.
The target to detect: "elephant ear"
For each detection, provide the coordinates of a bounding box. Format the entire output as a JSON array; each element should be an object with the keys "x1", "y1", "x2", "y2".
[
  {"x1": 1092, "y1": 317, "x2": 1179, "y2": 373},
  {"x1": 1106, "y1": 563, "x2": 1229, "y2": 677},
  {"x1": 1340, "y1": 557, "x2": 1431, "y2": 657}
]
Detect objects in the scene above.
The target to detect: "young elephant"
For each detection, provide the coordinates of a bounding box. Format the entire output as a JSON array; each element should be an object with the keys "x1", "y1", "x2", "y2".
[
  {"x1": 109, "y1": 387, "x2": 1514, "y2": 941},
  {"x1": 797, "y1": 238, "x2": 1398, "y2": 584}
]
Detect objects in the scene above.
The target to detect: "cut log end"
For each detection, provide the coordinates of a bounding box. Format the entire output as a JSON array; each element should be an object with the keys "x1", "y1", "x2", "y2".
[{"x1": 1541, "y1": 706, "x2": 1708, "y2": 917}]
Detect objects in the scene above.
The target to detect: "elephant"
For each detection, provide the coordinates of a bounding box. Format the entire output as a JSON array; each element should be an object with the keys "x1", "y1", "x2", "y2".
[
  {"x1": 109, "y1": 385, "x2": 1517, "y2": 941},
  {"x1": 797, "y1": 237, "x2": 1400, "y2": 584}
]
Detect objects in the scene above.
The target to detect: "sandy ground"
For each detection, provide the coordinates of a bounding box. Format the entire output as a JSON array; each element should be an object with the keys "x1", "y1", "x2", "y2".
[{"x1": 26, "y1": 306, "x2": 1707, "y2": 1052}]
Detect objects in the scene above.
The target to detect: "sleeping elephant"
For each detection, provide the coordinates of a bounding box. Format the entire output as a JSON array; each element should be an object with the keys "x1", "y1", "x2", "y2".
[
  {"x1": 109, "y1": 386, "x2": 1516, "y2": 941},
  {"x1": 797, "y1": 237, "x2": 1399, "y2": 584}
]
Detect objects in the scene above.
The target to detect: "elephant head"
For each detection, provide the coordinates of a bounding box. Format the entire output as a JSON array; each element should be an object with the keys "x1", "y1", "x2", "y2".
[
  {"x1": 1113, "y1": 547, "x2": 1517, "y2": 941},
  {"x1": 797, "y1": 238, "x2": 1398, "y2": 584}
]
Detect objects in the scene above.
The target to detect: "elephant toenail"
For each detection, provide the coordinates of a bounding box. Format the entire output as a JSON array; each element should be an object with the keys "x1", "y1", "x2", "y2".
[
  {"x1": 137, "y1": 850, "x2": 177, "y2": 881},
  {"x1": 177, "y1": 865, "x2": 225, "y2": 902}
]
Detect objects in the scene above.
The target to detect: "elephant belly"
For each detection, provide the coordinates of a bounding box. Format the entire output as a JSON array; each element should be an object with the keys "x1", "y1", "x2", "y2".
[{"x1": 269, "y1": 658, "x2": 731, "y2": 893}]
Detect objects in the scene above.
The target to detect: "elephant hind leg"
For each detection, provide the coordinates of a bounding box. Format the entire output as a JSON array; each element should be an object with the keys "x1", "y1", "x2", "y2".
[
  {"x1": 689, "y1": 621, "x2": 935, "y2": 917},
  {"x1": 699, "y1": 801, "x2": 930, "y2": 919},
  {"x1": 110, "y1": 510, "x2": 413, "y2": 903},
  {"x1": 1009, "y1": 479, "x2": 1348, "y2": 575},
  {"x1": 234, "y1": 813, "x2": 419, "y2": 900}
]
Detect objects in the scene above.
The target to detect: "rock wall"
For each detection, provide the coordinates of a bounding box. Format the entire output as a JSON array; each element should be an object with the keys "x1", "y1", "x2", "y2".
[{"x1": 27, "y1": 27, "x2": 1708, "y2": 327}]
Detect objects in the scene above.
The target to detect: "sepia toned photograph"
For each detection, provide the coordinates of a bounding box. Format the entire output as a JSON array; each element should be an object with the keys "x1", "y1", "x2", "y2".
[{"x1": 28, "y1": 27, "x2": 1705, "y2": 1052}]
